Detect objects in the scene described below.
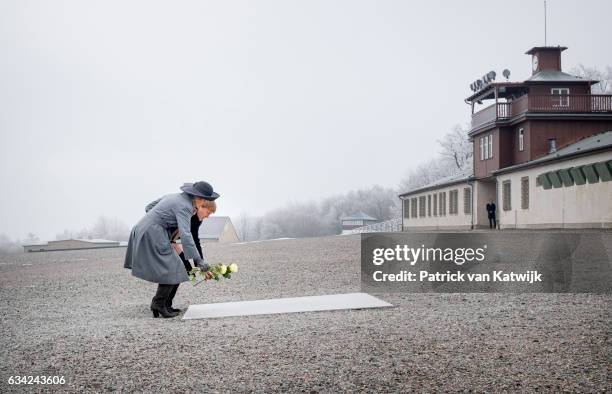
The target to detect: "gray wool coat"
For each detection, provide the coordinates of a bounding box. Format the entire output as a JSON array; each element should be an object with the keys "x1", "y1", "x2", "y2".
[{"x1": 124, "y1": 192, "x2": 205, "y2": 284}]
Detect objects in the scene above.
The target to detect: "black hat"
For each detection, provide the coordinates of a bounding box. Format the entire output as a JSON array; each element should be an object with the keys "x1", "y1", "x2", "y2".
[{"x1": 180, "y1": 181, "x2": 220, "y2": 201}]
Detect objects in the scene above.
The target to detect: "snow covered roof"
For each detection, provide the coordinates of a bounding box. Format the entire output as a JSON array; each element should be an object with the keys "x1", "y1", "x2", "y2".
[
  {"x1": 342, "y1": 212, "x2": 378, "y2": 221},
  {"x1": 399, "y1": 168, "x2": 474, "y2": 197},
  {"x1": 525, "y1": 70, "x2": 594, "y2": 84}
]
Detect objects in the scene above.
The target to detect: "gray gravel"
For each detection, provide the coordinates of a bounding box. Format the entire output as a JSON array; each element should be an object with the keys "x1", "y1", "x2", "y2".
[{"x1": 0, "y1": 234, "x2": 610, "y2": 393}]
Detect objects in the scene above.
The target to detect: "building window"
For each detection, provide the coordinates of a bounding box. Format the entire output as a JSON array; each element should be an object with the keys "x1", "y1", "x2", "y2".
[
  {"x1": 433, "y1": 194, "x2": 438, "y2": 216},
  {"x1": 480, "y1": 134, "x2": 493, "y2": 160},
  {"x1": 502, "y1": 180, "x2": 511, "y2": 211},
  {"x1": 484, "y1": 136, "x2": 488, "y2": 160},
  {"x1": 449, "y1": 190, "x2": 459, "y2": 215},
  {"x1": 427, "y1": 195, "x2": 432, "y2": 217},
  {"x1": 411, "y1": 198, "x2": 418, "y2": 218},
  {"x1": 463, "y1": 187, "x2": 471, "y2": 214},
  {"x1": 521, "y1": 177, "x2": 529, "y2": 210},
  {"x1": 518, "y1": 128, "x2": 524, "y2": 151},
  {"x1": 419, "y1": 196, "x2": 426, "y2": 217},
  {"x1": 480, "y1": 137, "x2": 484, "y2": 161},
  {"x1": 403, "y1": 199, "x2": 410, "y2": 219},
  {"x1": 551, "y1": 88, "x2": 570, "y2": 107},
  {"x1": 439, "y1": 192, "x2": 446, "y2": 216}
]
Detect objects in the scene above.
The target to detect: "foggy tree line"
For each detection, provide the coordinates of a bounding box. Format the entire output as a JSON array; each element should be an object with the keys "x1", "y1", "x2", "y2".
[{"x1": 233, "y1": 185, "x2": 402, "y2": 241}]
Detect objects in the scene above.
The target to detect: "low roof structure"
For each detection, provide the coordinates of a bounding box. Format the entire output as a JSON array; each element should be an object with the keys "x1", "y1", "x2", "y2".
[
  {"x1": 341, "y1": 212, "x2": 378, "y2": 222},
  {"x1": 399, "y1": 168, "x2": 474, "y2": 198},
  {"x1": 197, "y1": 216, "x2": 239, "y2": 243},
  {"x1": 22, "y1": 238, "x2": 121, "y2": 252}
]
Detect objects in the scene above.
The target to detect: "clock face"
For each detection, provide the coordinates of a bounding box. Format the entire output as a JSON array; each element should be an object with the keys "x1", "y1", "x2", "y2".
[{"x1": 532, "y1": 55, "x2": 539, "y2": 72}]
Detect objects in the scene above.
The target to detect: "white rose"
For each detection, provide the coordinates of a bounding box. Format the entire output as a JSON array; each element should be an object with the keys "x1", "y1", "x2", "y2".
[{"x1": 228, "y1": 263, "x2": 238, "y2": 273}]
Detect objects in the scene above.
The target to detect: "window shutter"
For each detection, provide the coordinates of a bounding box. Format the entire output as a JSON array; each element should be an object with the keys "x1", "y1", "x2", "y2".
[
  {"x1": 502, "y1": 181, "x2": 511, "y2": 211},
  {"x1": 521, "y1": 177, "x2": 529, "y2": 210},
  {"x1": 419, "y1": 196, "x2": 426, "y2": 217},
  {"x1": 463, "y1": 187, "x2": 471, "y2": 214},
  {"x1": 433, "y1": 194, "x2": 438, "y2": 216}
]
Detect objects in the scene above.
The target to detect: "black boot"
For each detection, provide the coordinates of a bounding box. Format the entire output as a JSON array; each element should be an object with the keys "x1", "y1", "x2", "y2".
[
  {"x1": 151, "y1": 284, "x2": 179, "y2": 318},
  {"x1": 166, "y1": 284, "x2": 182, "y2": 313}
]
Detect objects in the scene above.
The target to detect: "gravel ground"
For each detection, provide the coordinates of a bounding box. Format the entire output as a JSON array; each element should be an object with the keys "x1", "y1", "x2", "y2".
[{"x1": 0, "y1": 234, "x2": 610, "y2": 393}]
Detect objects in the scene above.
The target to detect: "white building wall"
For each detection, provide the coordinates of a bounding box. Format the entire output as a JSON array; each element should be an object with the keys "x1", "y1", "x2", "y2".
[
  {"x1": 402, "y1": 182, "x2": 473, "y2": 230},
  {"x1": 496, "y1": 151, "x2": 612, "y2": 229}
]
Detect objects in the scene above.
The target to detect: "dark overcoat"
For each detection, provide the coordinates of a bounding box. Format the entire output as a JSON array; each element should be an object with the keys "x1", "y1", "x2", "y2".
[{"x1": 124, "y1": 192, "x2": 203, "y2": 284}]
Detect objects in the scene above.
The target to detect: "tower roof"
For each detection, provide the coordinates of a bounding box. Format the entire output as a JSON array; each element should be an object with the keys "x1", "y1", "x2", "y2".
[{"x1": 525, "y1": 46, "x2": 568, "y2": 55}]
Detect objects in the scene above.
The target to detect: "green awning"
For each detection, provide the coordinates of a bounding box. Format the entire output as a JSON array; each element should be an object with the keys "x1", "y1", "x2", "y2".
[
  {"x1": 581, "y1": 164, "x2": 600, "y2": 184},
  {"x1": 594, "y1": 161, "x2": 612, "y2": 182},
  {"x1": 547, "y1": 171, "x2": 563, "y2": 188},
  {"x1": 557, "y1": 168, "x2": 574, "y2": 187},
  {"x1": 570, "y1": 167, "x2": 587, "y2": 185},
  {"x1": 538, "y1": 173, "x2": 552, "y2": 189}
]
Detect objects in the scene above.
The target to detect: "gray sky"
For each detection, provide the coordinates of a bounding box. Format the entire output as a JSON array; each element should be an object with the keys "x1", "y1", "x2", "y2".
[{"x1": 1, "y1": 0, "x2": 611, "y2": 241}]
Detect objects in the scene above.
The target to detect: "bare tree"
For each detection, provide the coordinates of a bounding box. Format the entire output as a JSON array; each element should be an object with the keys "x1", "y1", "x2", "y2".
[
  {"x1": 55, "y1": 229, "x2": 77, "y2": 240},
  {"x1": 437, "y1": 124, "x2": 473, "y2": 172},
  {"x1": 570, "y1": 64, "x2": 612, "y2": 94},
  {"x1": 56, "y1": 216, "x2": 130, "y2": 242},
  {"x1": 23, "y1": 233, "x2": 40, "y2": 245},
  {"x1": 90, "y1": 216, "x2": 130, "y2": 241},
  {"x1": 399, "y1": 124, "x2": 474, "y2": 194},
  {"x1": 234, "y1": 212, "x2": 251, "y2": 242},
  {"x1": 0, "y1": 233, "x2": 22, "y2": 254},
  {"x1": 398, "y1": 158, "x2": 457, "y2": 193}
]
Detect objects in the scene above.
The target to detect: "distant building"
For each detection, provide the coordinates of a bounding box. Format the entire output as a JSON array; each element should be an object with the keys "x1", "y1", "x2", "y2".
[
  {"x1": 341, "y1": 212, "x2": 379, "y2": 233},
  {"x1": 23, "y1": 239, "x2": 121, "y2": 253},
  {"x1": 197, "y1": 216, "x2": 240, "y2": 243},
  {"x1": 399, "y1": 45, "x2": 612, "y2": 230}
]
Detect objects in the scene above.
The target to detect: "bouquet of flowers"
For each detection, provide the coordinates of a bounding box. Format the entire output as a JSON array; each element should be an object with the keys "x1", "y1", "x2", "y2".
[{"x1": 189, "y1": 263, "x2": 238, "y2": 286}]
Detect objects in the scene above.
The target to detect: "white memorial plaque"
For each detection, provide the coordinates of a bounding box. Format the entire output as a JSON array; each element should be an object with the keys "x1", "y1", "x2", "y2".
[{"x1": 182, "y1": 292, "x2": 392, "y2": 320}]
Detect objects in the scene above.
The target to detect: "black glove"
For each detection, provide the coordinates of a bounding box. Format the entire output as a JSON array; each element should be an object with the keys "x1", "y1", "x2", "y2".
[{"x1": 194, "y1": 258, "x2": 209, "y2": 272}]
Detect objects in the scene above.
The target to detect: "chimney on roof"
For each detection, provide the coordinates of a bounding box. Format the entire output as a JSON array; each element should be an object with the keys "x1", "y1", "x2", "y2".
[{"x1": 548, "y1": 138, "x2": 557, "y2": 153}]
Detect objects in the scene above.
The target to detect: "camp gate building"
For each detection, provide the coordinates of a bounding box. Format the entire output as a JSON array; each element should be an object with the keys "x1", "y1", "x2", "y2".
[{"x1": 399, "y1": 46, "x2": 612, "y2": 230}]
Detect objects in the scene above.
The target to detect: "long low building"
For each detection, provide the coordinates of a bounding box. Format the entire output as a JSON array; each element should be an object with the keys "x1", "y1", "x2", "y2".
[
  {"x1": 400, "y1": 133, "x2": 612, "y2": 230},
  {"x1": 23, "y1": 239, "x2": 122, "y2": 253}
]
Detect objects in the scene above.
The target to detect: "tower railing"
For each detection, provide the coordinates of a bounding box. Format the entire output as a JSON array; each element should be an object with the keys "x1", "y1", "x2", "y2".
[{"x1": 471, "y1": 94, "x2": 612, "y2": 129}]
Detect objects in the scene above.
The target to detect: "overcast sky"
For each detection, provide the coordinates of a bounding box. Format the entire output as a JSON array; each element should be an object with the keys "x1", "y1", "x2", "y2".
[{"x1": 1, "y1": 0, "x2": 611, "y2": 241}]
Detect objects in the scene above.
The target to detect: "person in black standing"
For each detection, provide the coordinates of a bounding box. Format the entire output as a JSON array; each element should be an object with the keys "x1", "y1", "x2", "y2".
[{"x1": 486, "y1": 200, "x2": 496, "y2": 229}]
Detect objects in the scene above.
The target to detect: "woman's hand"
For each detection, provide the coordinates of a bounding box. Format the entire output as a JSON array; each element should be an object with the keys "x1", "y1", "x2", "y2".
[
  {"x1": 204, "y1": 271, "x2": 214, "y2": 280},
  {"x1": 171, "y1": 242, "x2": 183, "y2": 255}
]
